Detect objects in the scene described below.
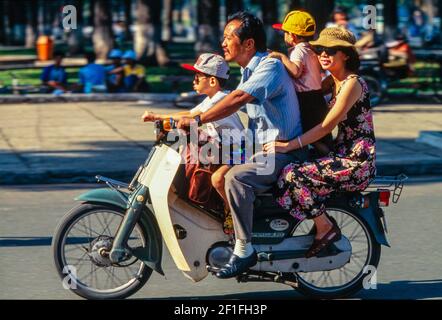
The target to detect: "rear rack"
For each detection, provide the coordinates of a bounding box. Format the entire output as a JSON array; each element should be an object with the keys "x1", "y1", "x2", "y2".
[{"x1": 366, "y1": 174, "x2": 408, "y2": 203}]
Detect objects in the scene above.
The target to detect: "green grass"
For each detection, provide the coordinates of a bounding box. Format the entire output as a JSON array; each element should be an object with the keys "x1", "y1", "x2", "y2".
[
  {"x1": 0, "y1": 48, "x2": 36, "y2": 56},
  {"x1": 0, "y1": 64, "x2": 243, "y2": 93}
]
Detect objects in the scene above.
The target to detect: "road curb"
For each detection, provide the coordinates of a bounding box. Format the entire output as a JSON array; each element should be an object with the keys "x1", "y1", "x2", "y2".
[
  {"x1": 416, "y1": 131, "x2": 442, "y2": 150},
  {"x1": 3, "y1": 161, "x2": 442, "y2": 185}
]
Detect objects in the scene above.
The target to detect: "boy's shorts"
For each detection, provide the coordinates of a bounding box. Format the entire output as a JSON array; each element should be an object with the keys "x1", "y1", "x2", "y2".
[{"x1": 297, "y1": 89, "x2": 333, "y2": 148}]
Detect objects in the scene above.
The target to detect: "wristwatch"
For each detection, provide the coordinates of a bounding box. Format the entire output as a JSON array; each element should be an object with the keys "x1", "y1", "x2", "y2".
[{"x1": 193, "y1": 114, "x2": 202, "y2": 127}]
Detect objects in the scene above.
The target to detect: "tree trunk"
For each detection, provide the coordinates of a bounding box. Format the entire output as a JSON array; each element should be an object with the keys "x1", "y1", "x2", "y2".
[
  {"x1": 304, "y1": 0, "x2": 335, "y2": 33},
  {"x1": 195, "y1": 0, "x2": 220, "y2": 55},
  {"x1": 67, "y1": 0, "x2": 85, "y2": 55},
  {"x1": 162, "y1": 0, "x2": 173, "y2": 43},
  {"x1": 0, "y1": 1, "x2": 6, "y2": 45},
  {"x1": 382, "y1": 0, "x2": 398, "y2": 41},
  {"x1": 226, "y1": 0, "x2": 243, "y2": 18},
  {"x1": 438, "y1": 0, "x2": 442, "y2": 43},
  {"x1": 25, "y1": 1, "x2": 38, "y2": 48},
  {"x1": 135, "y1": 0, "x2": 169, "y2": 66},
  {"x1": 93, "y1": 0, "x2": 114, "y2": 60},
  {"x1": 124, "y1": 0, "x2": 133, "y2": 40},
  {"x1": 261, "y1": 0, "x2": 279, "y2": 50},
  {"x1": 9, "y1": 0, "x2": 27, "y2": 45},
  {"x1": 89, "y1": 0, "x2": 95, "y2": 26}
]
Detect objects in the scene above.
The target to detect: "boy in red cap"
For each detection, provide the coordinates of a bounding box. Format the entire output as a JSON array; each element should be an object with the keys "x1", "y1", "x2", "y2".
[
  {"x1": 271, "y1": 11, "x2": 332, "y2": 156},
  {"x1": 141, "y1": 53, "x2": 244, "y2": 233}
]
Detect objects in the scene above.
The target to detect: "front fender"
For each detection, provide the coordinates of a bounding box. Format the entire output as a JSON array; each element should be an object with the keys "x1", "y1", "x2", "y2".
[
  {"x1": 75, "y1": 188, "x2": 129, "y2": 209},
  {"x1": 75, "y1": 188, "x2": 164, "y2": 275}
]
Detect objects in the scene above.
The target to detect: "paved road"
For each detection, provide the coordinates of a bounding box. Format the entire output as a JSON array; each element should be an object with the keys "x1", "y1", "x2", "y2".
[
  {"x1": 0, "y1": 178, "x2": 441, "y2": 300},
  {"x1": 1, "y1": 102, "x2": 442, "y2": 184}
]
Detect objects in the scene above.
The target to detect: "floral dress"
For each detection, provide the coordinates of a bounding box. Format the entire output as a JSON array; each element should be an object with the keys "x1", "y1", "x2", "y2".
[{"x1": 276, "y1": 74, "x2": 376, "y2": 220}]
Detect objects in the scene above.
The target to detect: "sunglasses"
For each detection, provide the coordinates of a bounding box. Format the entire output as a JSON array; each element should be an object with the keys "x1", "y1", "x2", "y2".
[
  {"x1": 194, "y1": 74, "x2": 209, "y2": 83},
  {"x1": 312, "y1": 46, "x2": 340, "y2": 56}
]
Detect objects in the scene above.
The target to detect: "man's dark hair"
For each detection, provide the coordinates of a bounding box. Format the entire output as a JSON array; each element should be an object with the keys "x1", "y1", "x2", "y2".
[
  {"x1": 227, "y1": 11, "x2": 267, "y2": 52},
  {"x1": 85, "y1": 52, "x2": 96, "y2": 64}
]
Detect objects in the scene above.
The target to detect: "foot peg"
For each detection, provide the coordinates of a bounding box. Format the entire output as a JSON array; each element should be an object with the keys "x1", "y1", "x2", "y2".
[{"x1": 206, "y1": 265, "x2": 222, "y2": 274}]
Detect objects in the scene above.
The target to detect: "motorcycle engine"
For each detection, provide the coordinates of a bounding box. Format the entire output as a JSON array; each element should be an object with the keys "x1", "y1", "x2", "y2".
[{"x1": 206, "y1": 243, "x2": 233, "y2": 269}]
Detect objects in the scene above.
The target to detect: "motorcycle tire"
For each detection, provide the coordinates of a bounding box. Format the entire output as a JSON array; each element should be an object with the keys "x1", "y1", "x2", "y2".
[{"x1": 52, "y1": 202, "x2": 153, "y2": 300}]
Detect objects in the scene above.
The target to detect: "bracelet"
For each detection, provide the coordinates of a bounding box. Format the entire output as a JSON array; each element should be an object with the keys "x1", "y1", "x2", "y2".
[{"x1": 297, "y1": 136, "x2": 303, "y2": 149}]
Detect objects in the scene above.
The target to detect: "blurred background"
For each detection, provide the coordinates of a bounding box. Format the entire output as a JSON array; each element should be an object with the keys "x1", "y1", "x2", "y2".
[{"x1": 1, "y1": 0, "x2": 442, "y2": 101}]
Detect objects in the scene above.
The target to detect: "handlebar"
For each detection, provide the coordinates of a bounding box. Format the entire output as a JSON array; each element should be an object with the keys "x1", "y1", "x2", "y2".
[{"x1": 154, "y1": 118, "x2": 177, "y2": 132}]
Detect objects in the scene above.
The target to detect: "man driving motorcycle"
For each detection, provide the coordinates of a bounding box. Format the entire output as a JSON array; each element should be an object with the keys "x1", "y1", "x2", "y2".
[{"x1": 178, "y1": 11, "x2": 308, "y2": 279}]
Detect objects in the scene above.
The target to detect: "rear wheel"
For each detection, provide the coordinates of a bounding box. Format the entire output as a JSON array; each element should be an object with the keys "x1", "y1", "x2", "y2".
[
  {"x1": 52, "y1": 203, "x2": 152, "y2": 299},
  {"x1": 363, "y1": 75, "x2": 384, "y2": 106},
  {"x1": 292, "y1": 207, "x2": 381, "y2": 299}
]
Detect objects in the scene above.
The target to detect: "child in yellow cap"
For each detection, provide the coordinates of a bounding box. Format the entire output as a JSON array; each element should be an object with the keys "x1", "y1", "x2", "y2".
[{"x1": 271, "y1": 10, "x2": 332, "y2": 156}]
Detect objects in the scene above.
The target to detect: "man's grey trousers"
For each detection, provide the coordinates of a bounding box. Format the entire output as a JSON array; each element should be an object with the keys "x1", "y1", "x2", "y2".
[{"x1": 224, "y1": 149, "x2": 308, "y2": 242}]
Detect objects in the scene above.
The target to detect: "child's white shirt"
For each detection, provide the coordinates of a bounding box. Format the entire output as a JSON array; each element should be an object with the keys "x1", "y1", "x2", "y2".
[{"x1": 190, "y1": 91, "x2": 245, "y2": 145}]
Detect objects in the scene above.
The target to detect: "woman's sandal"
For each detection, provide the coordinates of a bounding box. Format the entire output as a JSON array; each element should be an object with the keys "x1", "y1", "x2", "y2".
[{"x1": 305, "y1": 219, "x2": 341, "y2": 258}]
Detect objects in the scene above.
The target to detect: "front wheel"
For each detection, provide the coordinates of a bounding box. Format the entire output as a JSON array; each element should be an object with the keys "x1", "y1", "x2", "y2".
[
  {"x1": 52, "y1": 203, "x2": 152, "y2": 299},
  {"x1": 292, "y1": 206, "x2": 381, "y2": 299}
]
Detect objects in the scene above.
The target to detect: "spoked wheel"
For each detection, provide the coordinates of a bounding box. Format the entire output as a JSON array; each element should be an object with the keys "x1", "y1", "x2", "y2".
[
  {"x1": 363, "y1": 75, "x2": 384, "y2": 107},
  {"x1": 52, "y1": 203, "x2": 152, "y2": 299},
  {"x1": 292, "y1": 207, "x2": 381, "y2": 299}
]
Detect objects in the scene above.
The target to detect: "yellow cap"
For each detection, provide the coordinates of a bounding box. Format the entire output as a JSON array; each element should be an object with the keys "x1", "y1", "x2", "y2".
[{"x1": 273, "y1": 10, "x2": 316, "y2": 37}]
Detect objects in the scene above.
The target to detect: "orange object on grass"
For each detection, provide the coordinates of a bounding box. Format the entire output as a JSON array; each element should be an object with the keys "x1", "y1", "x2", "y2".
[{"x1": 36, "y1": 35, "x2": 54, "y2": 61}]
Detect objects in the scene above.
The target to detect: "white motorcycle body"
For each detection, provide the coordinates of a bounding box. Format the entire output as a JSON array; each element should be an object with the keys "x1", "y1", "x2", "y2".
[{"x1": 138, "y1": 144, "x2": 352, "y2": 282}]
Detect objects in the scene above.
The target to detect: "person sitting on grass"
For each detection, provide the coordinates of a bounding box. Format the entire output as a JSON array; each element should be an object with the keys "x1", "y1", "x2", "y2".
[
  {"x1": 106, "y1": 49, "x2": 125, "y2": 93},
  {"x1": 122, "y1": 50, "x2": 149, "y2": 92},
  {"x1": 78, "y1": 52, "x2": 107, "y2": 93},
  {"x1": 40, "y1": 51, "x2": 68, "y2": 93}
]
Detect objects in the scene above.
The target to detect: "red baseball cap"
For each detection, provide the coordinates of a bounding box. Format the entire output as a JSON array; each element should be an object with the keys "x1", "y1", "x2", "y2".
[
  {"x1": 181, "y1": 53, "x2": 230, "y2": 79},
  {"x1": 272, "y1": 23, "x2": 283, "y2": 30}
]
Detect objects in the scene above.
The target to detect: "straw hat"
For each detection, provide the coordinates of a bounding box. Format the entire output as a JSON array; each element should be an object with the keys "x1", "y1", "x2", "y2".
[{"x1": 310, "y1": 27, "x2": 356, "y2": 47}]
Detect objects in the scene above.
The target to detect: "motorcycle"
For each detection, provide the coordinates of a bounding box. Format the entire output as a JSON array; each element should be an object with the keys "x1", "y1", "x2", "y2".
[
  {"x1": 52, "y1": 119, "x2": 407, "y2": 299},
  {"x1": 359, "y1": 37, "x2": 416, "y2": 106}
]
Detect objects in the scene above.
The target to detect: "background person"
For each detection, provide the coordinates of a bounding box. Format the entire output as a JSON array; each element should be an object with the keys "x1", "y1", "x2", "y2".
[
  {"x1": 122, "y1": 50, "x2": 149, "y2": 92},
  {"x1": 78, "y1": 52, "x2": 107, "y2": 93},
  {"x1": 40, "y1": 51, "x2": 68, "y2": 93},
  {"x1": 106, "y1": 49, "x2": 125, "y2": 93}
]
